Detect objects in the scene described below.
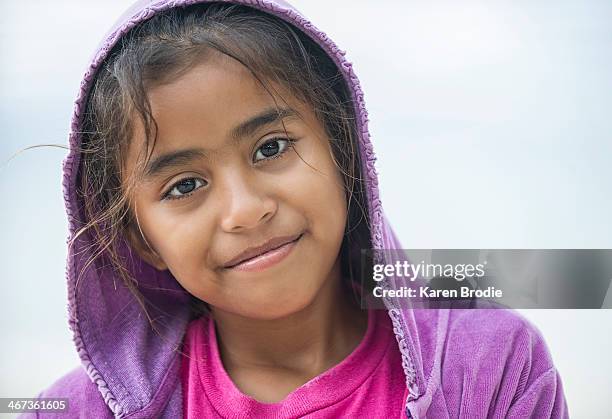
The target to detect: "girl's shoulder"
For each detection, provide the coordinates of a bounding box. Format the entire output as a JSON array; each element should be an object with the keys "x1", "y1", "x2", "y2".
[
  {"x1": 444, "y1": 307, "x2": 554, "y2": 371},
  {"x1": 20, "y1": 366, "x2": 112, "y2": 418},
  {"x1": 413, "y1": 305, "x2": 554, "y2": 368},
  {"x1": 410, "y1": 307, "x2": 568, "y2": 417}
]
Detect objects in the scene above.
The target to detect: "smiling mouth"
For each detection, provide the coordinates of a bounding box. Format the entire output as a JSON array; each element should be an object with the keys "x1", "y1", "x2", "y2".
[{"x1": 225, "y1": 233, "x2": 303, "y2": 272}]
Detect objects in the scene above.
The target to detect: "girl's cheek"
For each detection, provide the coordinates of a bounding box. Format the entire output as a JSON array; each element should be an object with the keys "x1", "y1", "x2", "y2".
[{"x1": 141, "y1": 202, "x2": 214, "y2": 269}]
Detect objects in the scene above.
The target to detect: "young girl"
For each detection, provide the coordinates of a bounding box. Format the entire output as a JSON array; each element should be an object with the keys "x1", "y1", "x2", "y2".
[{"x1": 29, "y1": 0, "x2": 568, "y2": 418}]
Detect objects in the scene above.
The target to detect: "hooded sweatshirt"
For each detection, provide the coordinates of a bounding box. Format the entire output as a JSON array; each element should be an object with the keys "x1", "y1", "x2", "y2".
[{"x1": 26, "y1": 1, "x2": 569, "y2": 418}]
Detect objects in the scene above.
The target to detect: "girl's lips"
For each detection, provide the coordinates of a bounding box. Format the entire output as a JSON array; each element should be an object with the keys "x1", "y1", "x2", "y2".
[{"x1": 227, "y1": 234, "x2": 302, "y2": 272}]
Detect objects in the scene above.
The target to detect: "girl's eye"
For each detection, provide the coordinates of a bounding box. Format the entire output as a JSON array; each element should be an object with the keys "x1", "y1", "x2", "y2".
[
  {"x1": 253, "y1": 138, "x2": 293, "y2": 163},
  {"x1": 163, "y1": 178, "x2": 206, "y2": 200}
]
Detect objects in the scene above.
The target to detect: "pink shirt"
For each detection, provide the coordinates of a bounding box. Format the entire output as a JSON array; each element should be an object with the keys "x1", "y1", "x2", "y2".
[{"x1": 181, "y1": 308, "x2": 408, "y2": 418}]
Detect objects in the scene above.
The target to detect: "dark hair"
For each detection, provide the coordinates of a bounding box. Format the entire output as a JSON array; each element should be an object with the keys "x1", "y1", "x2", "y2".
[{"x1": 76, "y1": 2, "x2": 373, "y2": 321}]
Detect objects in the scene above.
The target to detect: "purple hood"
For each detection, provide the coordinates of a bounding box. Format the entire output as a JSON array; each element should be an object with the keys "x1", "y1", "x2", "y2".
[{"x1": 33, "y1": 1, "x2": 568, "y2": 418}]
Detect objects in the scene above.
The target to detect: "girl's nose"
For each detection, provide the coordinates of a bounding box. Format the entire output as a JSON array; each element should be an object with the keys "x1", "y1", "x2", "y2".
[{"x1": 219, "y1": 174, "x2": 277, "y2": 233}]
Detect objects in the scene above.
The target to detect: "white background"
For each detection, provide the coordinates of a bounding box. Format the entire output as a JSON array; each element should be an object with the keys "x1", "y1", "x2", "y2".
[{"x1": 1, "y1": 1, "x2": 611, "y2": 417}]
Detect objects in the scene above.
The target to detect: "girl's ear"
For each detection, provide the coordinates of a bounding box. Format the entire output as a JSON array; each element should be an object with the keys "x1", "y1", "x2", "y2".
[{"x1": 126, "y1": 224, "x2": 168, "y2": 271}]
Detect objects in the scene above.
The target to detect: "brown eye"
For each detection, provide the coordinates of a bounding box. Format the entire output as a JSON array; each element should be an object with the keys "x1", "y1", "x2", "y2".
[
  {"x1": 261, "y1": 141, "x2": 279, "y2": 157},
  {"x1": 253, "y1": 138, "x2": 291, "y2": 163},
  {"x1": 164, "y1": 178, "x2": 206, "y2": 200}
]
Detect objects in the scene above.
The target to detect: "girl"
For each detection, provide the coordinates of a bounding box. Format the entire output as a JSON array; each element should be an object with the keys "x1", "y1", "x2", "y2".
[{"x1": 30, "y1": 0, "x2": 568, "y2": 418}]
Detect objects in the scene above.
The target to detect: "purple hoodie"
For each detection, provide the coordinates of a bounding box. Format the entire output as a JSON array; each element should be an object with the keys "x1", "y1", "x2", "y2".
[{"x1": 28, "y1": 0, "x2": 569, "y2": 418}]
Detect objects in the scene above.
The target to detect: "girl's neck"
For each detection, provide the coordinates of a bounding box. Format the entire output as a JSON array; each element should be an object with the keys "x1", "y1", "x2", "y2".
[{"x1": 211, "y1": 261, "x2": 368, "y2": 382}]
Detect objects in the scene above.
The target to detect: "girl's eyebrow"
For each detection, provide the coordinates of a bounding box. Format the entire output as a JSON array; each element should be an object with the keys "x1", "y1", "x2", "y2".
[
  {"x1": 144, "y1": 106, "x2": 296, "y2": 179},
  {"x1": 230, "y1": 106, "x2": 296, "y2": 141},
  {"x1": 144, "y1": 148, "x2": 207, "y2": 179}
]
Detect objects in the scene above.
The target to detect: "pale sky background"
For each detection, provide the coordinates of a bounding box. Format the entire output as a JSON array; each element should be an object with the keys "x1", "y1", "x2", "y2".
[{"x1": 1, "y1": 0, "x2": 611, "y2": 417}]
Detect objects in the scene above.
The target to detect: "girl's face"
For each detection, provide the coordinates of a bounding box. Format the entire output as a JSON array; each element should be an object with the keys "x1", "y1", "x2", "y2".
[{"x1": 125, "y1": 52, "x2": 348, "y2": 319}]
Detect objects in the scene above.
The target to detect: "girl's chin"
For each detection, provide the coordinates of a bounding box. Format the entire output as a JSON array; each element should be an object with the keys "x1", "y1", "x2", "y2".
[{"x1": 218, "y1": 289, "x2": 320, "y2": 320}]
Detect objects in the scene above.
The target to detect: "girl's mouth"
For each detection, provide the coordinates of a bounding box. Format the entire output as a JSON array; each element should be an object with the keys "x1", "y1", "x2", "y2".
[{"x1": 225, "y1": 233, "x2": 303, "y2": 272}]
